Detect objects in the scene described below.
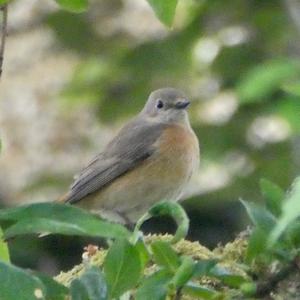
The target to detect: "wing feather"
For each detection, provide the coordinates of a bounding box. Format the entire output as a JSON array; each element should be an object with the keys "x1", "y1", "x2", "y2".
[{"x1": 64, "y1": 118, "x2": 165, "y2": 204}]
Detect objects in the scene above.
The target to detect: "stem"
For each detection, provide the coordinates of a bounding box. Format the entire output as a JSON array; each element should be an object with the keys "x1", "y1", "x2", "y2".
[{"x1": 0, "y1": 3, "x2": 8, "y2": 80}]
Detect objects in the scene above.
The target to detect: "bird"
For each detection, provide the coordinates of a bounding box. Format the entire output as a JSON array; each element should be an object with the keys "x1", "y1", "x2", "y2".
[{"x1": 58, "y1": 87, "x2": 200, "y2": 225}]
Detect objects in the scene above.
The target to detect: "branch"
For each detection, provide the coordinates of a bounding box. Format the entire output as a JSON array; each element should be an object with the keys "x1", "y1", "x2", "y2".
[{"x1": 0, "y1": 3, "x2": 8, "y2": 80}]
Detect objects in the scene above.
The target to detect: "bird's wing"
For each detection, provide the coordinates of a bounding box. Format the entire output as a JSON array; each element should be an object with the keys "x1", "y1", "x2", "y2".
[{"x1": 64, "y1": 118, "x2": 165, "y2": 204}]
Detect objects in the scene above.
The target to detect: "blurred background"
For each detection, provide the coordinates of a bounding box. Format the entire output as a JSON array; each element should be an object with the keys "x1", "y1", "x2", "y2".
[{"x1": 0, "y1": 0, "x2": 299, "y2": 275}]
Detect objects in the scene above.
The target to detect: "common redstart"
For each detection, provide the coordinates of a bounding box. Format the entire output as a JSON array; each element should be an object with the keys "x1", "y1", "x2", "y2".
[{"x1": 59, "y1": 88, "x2": 200, "y2": 224}]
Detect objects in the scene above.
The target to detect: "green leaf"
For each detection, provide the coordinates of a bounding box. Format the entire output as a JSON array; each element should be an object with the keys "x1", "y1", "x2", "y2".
[
  {"x1": 34, "y1": 272, "x2": 69, "y2": 300},
  {"x1": 282, "y1": 81, "x2": 300, "y2": 96},
  {"x1": 55, "y1": 0, "x2": 88, "y2": 13},
  {"x1": 104, "y1": 238, "x2": 142, "y2": 298},
  {"x1": 193, "y1": 259, "x2": 218, "y2": 277},
  {"x1": 135, "y1": 201, "x2": 189, "y2": 243},
  {"x1": 0, "y1": 227, "x2": 10, "y2": 263},
  {"x1": 269, "y1": 177, "x2": 300, "y2": 246},
  {"x1": 0, "y1": 1, "x2": 9, "y2": 5},
  {"x1": 151, "y1": 241, "x2": 180, "y2": 273},
  {"x1": 136, "y1": 270, "x2": 171, "y2": 300},
  {"x1": 209, "y1": 266, "x2": 248, "y2": 288},
  {"x1": 135, "y1": 239, "x2": 150, "y2": 270},
  {"x1": 182, "y1": 283, "x2": 219, "y2": 299},
  {"x1": 237, "y1": 59, "x2": 300, "y2": 103},
  {"x1": 146, "y1": 0, "x2": 178, "y2": 27},
  {"x1": 70, "y1": 266, "x2": 108, "y2": 300},
  {"x1": 240, "y1": 199, "x2": 277, "y2": 232},
  {"x1": 0, "y1": 203, "x2": 130, "y2": 240},
  {"x1": 275, "y1": 97, "x2": 300, "y2": 133},
  {"x1": 171, "y1": 256, "x2": 195, "y2": 288},
  {"x1": 246, "y1": 228, "x2": 268, "y2": 263},
  {"x1": 260, "y1": 178, "x2": 284, "y2": 217},
  {"x1": 240, "y1": 282, "x2": 257, "y2": 297},
  {"x1": 0, "y1": 261, "x2": 46, "y2": 300},
  {"x1": 285, "y1": 221, "x2": 300, "y2": 247}
]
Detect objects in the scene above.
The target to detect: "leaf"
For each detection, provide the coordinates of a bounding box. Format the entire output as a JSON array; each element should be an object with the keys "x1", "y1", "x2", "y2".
[
  {"x1": 260, "y1": 178, "x2": 284, "y2": 217},
  {"x1": 193, "y1": 259, "x2": 218, "y2": 277},
  {"x1": 70, "y1": 266, "x2": 108, "y2": 300},
  {"x1": 246, "y1": 227, "x2": 268, "y2": 263},
  {"x1": 209, "y1": 266, "x2": 248, "y2": 288},
  {"x1": 285, "y1": 221, "x2": 300, "y2": 247},
  {"x1": 146, "y1": 0, "x2": 178, "y2": 27},
  {"x1": 240, "y1": 199, "x2": 277, "y2": 232},
  {"x1": 240, "y1": 282, "x2": 257, "y2": 297},
  {"x1": 170, "y1": 256, "x2": 195, "y2": 288},
  {"x1": 182, "y1": 283, "x2": 219, "y2": 299},
  {"x1": 0, "y1": 227, "x2": 10, "y2": 263},
  {"x1": 55, "y1": 0, "x2": 88, "y2": 13},
  {"x1": 0, "y1": 0, "x2": 9, "y2": 5},
  {"x1": 151, "y1": 241, "x2": 180, "y2": 273},
  {"x1": 146, "y1": 201, "x2": 189, "y2": 243},
  {"x1": 34, "y1": 272, "x2": 69, "y2": 300},
  {"x1": 0, "y1": 261, "x2": 46, "y2": 300},
  {"x1": 0, "y1": 203, "x2": 129, "y2": 240},
  {"x1": 275, "y1": 97, "x2": 300, "y2": 133},
  {"x1": 104, "y1": 238, "x2": 142, "y2": 298},
  {"x1": 282, "y1": 81, "x2": 300, "y2": 96},
  {"x1": 136, "y1": 270, "x2": 171, "y2": 300},
  {"x1": 269, "y1": 177, "x2": 300, "y2": 246},
  {"x1": 236, "y1": 59, "x2": 300, "y2": 103},
  {"x1": 135, "y1": 239, "x2": 150, "y2": 270}
]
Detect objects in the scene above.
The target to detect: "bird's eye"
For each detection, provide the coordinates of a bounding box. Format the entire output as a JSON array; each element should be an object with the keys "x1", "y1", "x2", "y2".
[{"x1": 156, "y1": 100, "x2": 164, "y2": 109}]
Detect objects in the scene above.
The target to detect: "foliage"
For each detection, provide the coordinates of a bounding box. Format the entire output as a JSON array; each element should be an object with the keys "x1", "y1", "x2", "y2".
[
  {"x1": 240, "y1": 176, "x2": 300, "y2": 297},
  {"x1": 0, "y1": 202, "x2": 129, "y2": 240},
  {"x1": 0, "y1": 227, "x2": 10, "y2": 263},
  {"x1": 0, "y1": 201, "x2": 249, "y2": 299},
  {"x1": 146, "y1": 0, "x2": 178, "y2": 27},
  {"x1": 70, "y1": 267, "x2": 107, "y2": 300},
  {"x1": 237, "y1": 59, "x2": 300, "y2": 103},
  {"x1": 1, "y1": 176, "x2": 300, "y2": 299},
  {"x1": 54, "y1": 0, "x2": 88, "y2": 13},
  {"x1": 1, "y1": 0, "x2": 177, "y2": 26},
  {"x1": 0, "y1": 261, "x2": 68, "y2": 300}
]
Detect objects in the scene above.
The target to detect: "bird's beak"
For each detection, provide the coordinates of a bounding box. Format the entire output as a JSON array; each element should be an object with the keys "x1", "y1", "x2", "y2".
[{"x1": 175, "y1": 99, "x2": 190, "y2": 109}]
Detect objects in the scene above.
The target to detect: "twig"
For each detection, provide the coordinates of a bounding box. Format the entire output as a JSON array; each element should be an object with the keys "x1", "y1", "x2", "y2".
[
  {"x1": 0, "y1": 3, "x2": 8, "y2": 80},
  {"x1": 254, "y1": 257, "x2": 300, "y2": 297}
]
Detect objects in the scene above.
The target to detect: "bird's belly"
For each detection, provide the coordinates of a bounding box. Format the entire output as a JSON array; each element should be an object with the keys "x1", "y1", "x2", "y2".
[{"x1": 78, "y1": 157, "x2": 189, "y2": 222}]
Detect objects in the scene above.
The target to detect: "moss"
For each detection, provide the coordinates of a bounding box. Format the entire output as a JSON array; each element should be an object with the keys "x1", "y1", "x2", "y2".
[
  {"x1": 54, "y1": 232, "x2": 300, "y2": 299},
  {"x1": 55, "y1": 233, "x2": 248, "y2": 297},
  {"x1": 55, "y1": 249, "x2": 107, "y2": 287}
]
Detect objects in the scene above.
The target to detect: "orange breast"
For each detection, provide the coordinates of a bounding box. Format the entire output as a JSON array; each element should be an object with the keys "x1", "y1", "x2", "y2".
[{"x1": 156, "y1": 123, "x2": 199, "y2": 176}]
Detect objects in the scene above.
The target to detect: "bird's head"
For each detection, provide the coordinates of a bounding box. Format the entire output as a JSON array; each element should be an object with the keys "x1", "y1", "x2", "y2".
[{"x1": 141, "y1": 88, "x2": 190, "y2": 125}]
